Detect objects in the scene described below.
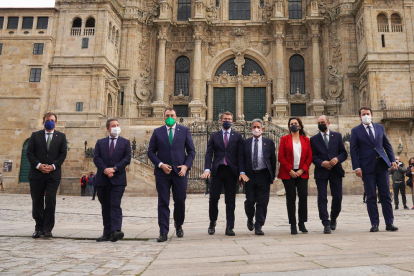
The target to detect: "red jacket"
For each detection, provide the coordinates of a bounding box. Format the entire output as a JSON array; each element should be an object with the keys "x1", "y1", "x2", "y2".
[
  {"x1": 277, "y1": 134, "x2": 313, "y2": 179},
  {"x1": 80, "y1": 176, "x2": 89, "y2": 186}
]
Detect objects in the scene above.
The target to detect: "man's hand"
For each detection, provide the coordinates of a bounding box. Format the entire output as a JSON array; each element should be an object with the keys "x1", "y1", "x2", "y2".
[
  {"x1": 39, "y1": 164, "x2": 50, "y2": 174},
  {"x1": 330, "y1": 157, "x2": 339, "y2": 167},
  {"x1": 289, "y1": 170, "x2": 297, "y2": 178},
  {"x1": 322, "y1": 161, "x2": 332, "y2": 170},
  {"x1": 201, "y1": 171, "x2": 210, "y2": 179},
  {"x1": 239, "y1": 174, "x2": 249, "y2": 182},
  {"x1": 355, "y1": 169, "x2": 363, "y2": 178},
  {"x1": 104, "y1": 168, "x2": 116, "y2": 175},
  {"x1": 177, "y1": 165, "x2": 188, "y2": 177},
  {"x1": 391, "y1": 162, "x2": 398, "y2": 170},
  {"x1": 295, "y1": 169, "x2": 305, "y2": 177},
  {"x1": 161, "y1": 164, "x2": 172, "y2": 175},
  {"x1": 238, "y1": 180, "x2": 244, "y2": 187},
  {"x1": 107, "y1": 173, "x2": 114, "y2": 178}
]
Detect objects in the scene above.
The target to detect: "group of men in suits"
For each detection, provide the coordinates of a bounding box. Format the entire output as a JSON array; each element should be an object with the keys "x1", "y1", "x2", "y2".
[{"x1": 27, "y1": 106, "x2": 398, "y2": 241}]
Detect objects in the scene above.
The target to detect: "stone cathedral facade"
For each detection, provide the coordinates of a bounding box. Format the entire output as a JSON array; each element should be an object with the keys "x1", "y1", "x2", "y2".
[{"x1": 1, "y1": 0, "x2": 413, "y2": 194}]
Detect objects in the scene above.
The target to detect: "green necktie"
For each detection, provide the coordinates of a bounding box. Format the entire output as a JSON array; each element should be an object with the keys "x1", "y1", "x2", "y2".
[
  {"x1": 324, "y1": 133, "x2": 329, "y2": 148},
  {"x1": 46, "y1": 133, "x2": 52, "y2": 151},
  {"x1": 169, "y1": 128, "x2": 173, "y2": 146}
]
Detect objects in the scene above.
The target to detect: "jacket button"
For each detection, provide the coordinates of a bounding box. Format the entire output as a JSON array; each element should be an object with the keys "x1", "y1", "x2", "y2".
[{"x1": 47, "y1": 155, "x2": 49, "y2": 156}]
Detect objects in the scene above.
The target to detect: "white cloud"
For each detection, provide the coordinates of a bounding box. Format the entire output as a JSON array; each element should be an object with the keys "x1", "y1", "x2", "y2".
[{"x1": 0, "y1": 0, "x2": 56, "y2": 8}]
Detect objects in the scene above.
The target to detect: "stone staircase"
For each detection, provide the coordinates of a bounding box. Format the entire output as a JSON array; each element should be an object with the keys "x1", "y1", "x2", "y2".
[{"x1": 125, "y1": 159, "x2": 158, "y2": 196}]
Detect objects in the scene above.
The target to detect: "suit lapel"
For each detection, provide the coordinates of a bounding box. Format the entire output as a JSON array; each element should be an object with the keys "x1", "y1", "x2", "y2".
[
  {"x1": 48, "y1": 131, "x2": 59, "y2": 152},
  {"x1": 172, "y1": 125, "x2": 180, "y2": 147},
  {"x1": 247, "y1": 137, "x2": 253, "y2": 163},
  {"x1": 373, "y1": 123, "x2": 380, "y2": 145},
  {"x1": 328, "y1": 131, "x2": 334, "y2": 149},
  {"x1": 40, "y1": 130, "x2": 47, "y2": 151},
  {"x1": 218, "y1": 130, "x2": 225, "y2": 149},
  {"x1": 359, "y1": 124, "x2": 373, "y2": 145},
  {"x1": 287, "y1": 134, "x2": 293, "y2": 157},
  {"x1": 161, "y1": 126, "x2": 171, "y2": 148},
  {"x1": 316, "y1": 132, "x2": 326, "y2": 151}
]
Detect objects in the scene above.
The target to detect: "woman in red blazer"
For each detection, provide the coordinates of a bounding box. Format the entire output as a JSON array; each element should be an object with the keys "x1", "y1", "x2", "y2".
[{"x1": 278, "y1": 117, "x2": 313, "y2": 235}]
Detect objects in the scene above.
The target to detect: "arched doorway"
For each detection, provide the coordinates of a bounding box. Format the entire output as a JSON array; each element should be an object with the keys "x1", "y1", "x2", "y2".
[
  {"x1": 211, "y1": 56, "x2": 269, "y2": 121},
  {"x1": 19, "y1": 139, "x2": 30, "y2": 183}
]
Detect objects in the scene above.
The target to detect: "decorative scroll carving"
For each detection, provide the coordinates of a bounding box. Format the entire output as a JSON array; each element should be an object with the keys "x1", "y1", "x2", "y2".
[
  {"x1": 261, "y1": 39, "x2": 271, "y2": 57},
  {"x1": 133, "y1": 68, "x2": 153, "y2": 105},
  {"x1": 208, "y1": 39, "x2": 217, "y2": 57},
  {"x1": 169, "y1": 91, "x2": 192, "y2": 104},
  {"x1": 206, "y1": 0, "x2": 220, "y2": 23},
  {"x1": 261, "y1": 0, "x2": 273, "y2": 21}
]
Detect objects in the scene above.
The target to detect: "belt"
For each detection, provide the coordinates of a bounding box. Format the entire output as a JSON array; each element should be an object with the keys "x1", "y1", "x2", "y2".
[
  {"x1": 375, "y1": 156, "x2": 382, "y2": 162},
  {"x1": 253, "y1": 169, "x2": 266, "y2": 174}
]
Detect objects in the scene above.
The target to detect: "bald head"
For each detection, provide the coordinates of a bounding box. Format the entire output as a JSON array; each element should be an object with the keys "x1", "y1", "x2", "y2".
[
  {"x1": 317, "y1": 115, "x2": 330, "y2": 132},
  {"x1": 318, "y1": 115, "x2": 330, "y2": 122}
]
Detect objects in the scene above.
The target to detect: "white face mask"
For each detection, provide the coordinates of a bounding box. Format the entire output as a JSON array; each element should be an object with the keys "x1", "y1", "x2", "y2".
[
  {"x1": 361, "y1": 115, "x2": 372, "y2": 125},
  {"x1": 252, "y1": 128, "x2": 262, "y2": 137},
  {"x1": 111, "y1": 127, "x2": 121, "y2": 136}
]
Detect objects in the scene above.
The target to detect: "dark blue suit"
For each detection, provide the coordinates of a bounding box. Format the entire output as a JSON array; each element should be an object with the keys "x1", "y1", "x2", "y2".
[
  {"x1": 93, "y1": 136, "x2": 131, "y2": 236},
  {"x1": 310, "y1": 131, "x2": 348, "y2": 226},
  {"x1": 204, "y1": 129, "x2": 245, "y2": 228},
  {"x1": 148, "y1": 124, "x2": 195, "y2": 234},
  {"x1": 350, "y1": 123, "x2": 396, "y2": 226}
]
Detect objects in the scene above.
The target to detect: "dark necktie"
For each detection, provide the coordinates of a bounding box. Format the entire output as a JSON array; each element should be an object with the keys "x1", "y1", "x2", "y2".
[
  {"x1": 224, "y1": 132, "x2": 228, "y2": 165},
  {"x1": 46, "y1": 133, "x2": 52, "y2": 151},
  {"x1": 169, "y1": 128, "x2": 173, "y2": 146},
  {"x1": 253, "y1": 138, "x2": 258, "y2": 169},
  {"x1": 367, "y1": 126, "x2": 376, "y2": 145},
  {"x1": 109, "y1": 138, "x2": 115, "y2": 158},
  {"x1": 323, "y1": 133, "x2": 329, "y2": 148}
]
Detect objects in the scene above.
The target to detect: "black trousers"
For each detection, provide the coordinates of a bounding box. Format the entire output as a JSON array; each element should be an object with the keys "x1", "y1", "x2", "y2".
[
  {"x1": 209, "y1": 165, "x2": 238, "y2": 228},
  {"x1": 96, "y1": 184, "x2": 126, "y2": 236},
  {"x1": 244, "y1": 169, "x2": 270, "y2": 228},
  {"x1": 29, "y1": 176, "x2": 60, "y2": 232},
  {"x1": 393, "y1": 181, "x2": 406, "y2": 207},
  {"x1": 92, "y1": 185, "x2": 97, "y2": 200},
  {"x1": 81, "y1": 185, "x2": 86, "y2": 196},
  {"x1": 282, "y1": 175, "x2": 308, "y2": 225},
  {"x1": 316, "y1": 171, "x2": 343, "y2": 226}
]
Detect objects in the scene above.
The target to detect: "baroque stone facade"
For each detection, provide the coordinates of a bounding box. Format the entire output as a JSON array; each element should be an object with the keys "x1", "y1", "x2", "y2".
[{"x1": 0, "y1": 0, "x2": 413, "y2": 195}]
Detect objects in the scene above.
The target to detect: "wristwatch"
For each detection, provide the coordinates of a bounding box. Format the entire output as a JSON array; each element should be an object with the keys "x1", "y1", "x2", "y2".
[{"x1": 113, "y1": 166, "x2": 118, "y2": 171}]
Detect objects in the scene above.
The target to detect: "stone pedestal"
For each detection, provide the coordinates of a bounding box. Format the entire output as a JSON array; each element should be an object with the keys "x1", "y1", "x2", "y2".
[
  {"x1": 272, "y1": 100, "x2": 289, "y2": 117},
  {"x1": 151, "y1": 101, "x2": 167, "y2": 118},
  {"x1": 189, "y1": 100, "x2": 206, "y2": 119}
]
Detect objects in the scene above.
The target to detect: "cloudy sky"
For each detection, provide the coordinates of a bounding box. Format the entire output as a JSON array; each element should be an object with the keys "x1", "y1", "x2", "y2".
[{"x1": 0, "y1": 0, "x2": 55, "y2": 8}]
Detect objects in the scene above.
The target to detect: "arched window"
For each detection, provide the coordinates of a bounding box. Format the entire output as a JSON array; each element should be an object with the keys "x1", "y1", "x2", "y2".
[
  {"x1": 178, "y1": 0, "x2": 191, "y2": 21},
  {"x1": 215, "y1": 58, "x2": 237, "y2": 76},
  {"x1": 175, "y1": 56, "x2": 190, "y2": 96},
  {"x1": 288, "y1": 0, "x2": 302, "y2": 19},
  {"x1": 19, "y1": 139, "x2": 30, "y2": 183},
  {"x1": 377, "y1": 13, "x2": 389, "y2": 32},
  {"x1": 85, "y1": 17, "x2": 95, "y2": 27},
  {"x1": 229, "y1": 0, "x2": 251, "y2": 20},
  {"x1": 290, "y1": 55, "x2": 305, "y2": 94},
  {"x1": 391, "y1": 13, "x2": 403, "y2": 32},
  {"x1": 72, "y1": 17, "x2": 82, "y2": 28},
  {"x1": 242, "y1": 58, "x2": 265, "y2": 76},
  {"x1": 108, "y1": 22, "x2": 112, "y2": 40}
]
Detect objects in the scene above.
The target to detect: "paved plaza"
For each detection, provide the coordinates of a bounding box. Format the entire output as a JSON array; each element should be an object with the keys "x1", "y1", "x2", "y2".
[{"x1": 1, "y1": 193, "x2": 414, "y2": 275}]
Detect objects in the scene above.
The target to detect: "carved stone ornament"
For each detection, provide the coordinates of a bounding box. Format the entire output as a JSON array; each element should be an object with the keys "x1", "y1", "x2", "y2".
[
  {"x1": 208, "y1": 40, "x2": 217, "y2": 57},
  {"x1": 169, "y1": 91, "x2": 192, "y2": 104},
  {"x1": 261, "y1": 39, "x2": 271, "y2": 57},
  {"x1": 134, "y1": 67, "x2": 153, "y2": 104},
  {"x1": 218, "y1": 72, "x2": 232, "y2": 86},
  {"x1": 261, "y1": 0, "x2": 273, "y2": 21},
  {"x1": 231, "y1": 28, "x2": 249, "y2": 55},
  {"x1": 326, "y1": 65, "x2": 343, "y2": 99},
  {"x1": 206, "y1": 0, "x2": 219, "y2": 23},
  {"x1": 287, "y1": 89, "x2": 310, "y2": 102},
  {"x1": 249, "y1": 71, "x2": 261, "y2": 86}
]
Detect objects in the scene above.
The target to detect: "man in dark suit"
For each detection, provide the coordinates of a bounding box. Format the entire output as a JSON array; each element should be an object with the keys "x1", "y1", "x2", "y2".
[
  {"x1": 243, "y1": 119, "x2": 276, "y2": 235},
  {"x1": 93, "y1": 118, "x2": 131, "y2": 242},
  {"x1": 27, "y1": 112, "x2": 67, "y2": 239},
  {"x1": 310, "y1": 115, "x2": 348, "y2": 234},
  {"x1": 350, "y1": 107, "x2": 398, "y2": 232},
  {"x1": 201, "y1": 111, "x2": 248, "y2": 236},
  {"x1": 148, "y1": 108, "x2": 195, "y2": 242}
]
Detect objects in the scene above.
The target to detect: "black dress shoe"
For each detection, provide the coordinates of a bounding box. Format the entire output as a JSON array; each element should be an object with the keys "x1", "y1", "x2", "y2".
[
  {"x1": 386, "y1": 224, "x2": 398, "y2": 231},
  {"x1": 290, "y1": 224, "x2": 298, "y2": 235},
  {"x1": 176, "y1": 225, "x2": 184, "y2": 238},
  {"x1": 254, "y1": 226, "x2": 264, "y2": 235},
  {"x1": 395, "y1": 206, "x2": 399, "y2": 210},
  {"x1": 32, "y1": 231, "x2": 44, "y2": 239},
  {"x1": 324, "y1": 225, "x2": 331, "y2": 234},
  {"x1": 157, "y1": 233, "x2": 168, "y2": 242},
  {"x1": 96, "y1": 234, "x2": 111, "y2": 242},
  {"x1": 208, "y1": 221, "x2": 216, "y2": 235},
  {"x1": 298, "y1": 222, "x2": 308, "y2": 233},
  {"x1": 404, "y1": 205, "x2": 409, "y2": 210},
  {"x1": 225, "y1": 227, "x2": 235, "y2": 236},
  {"x1": 247, "y1": 220, "x2": 254, "y2": 231},
  {"x1": 370, "y1": 225, "x2": 379, "y2": 232},
  {"x1": 44, "y1": 231, "x2": 53, "y2": 238},
  {"x1": 330, "y1": 219, "x2": 337, "y2": 231},
  {"x1": 110, "y1": 230, "x2": 124, "y2": 242}
]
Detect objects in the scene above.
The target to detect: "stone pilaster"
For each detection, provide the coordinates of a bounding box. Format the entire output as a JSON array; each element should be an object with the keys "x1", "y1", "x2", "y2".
[
  {"x1": 236, "y1": 76, "x2": 243, "y2": 121},
  {"x1": 206, "y1": 80, "x2": 213, "y2": 121},
  {"x1": 309, "y1": 20, "x2": 325, "y2": 116},
  {"x1": 266, "y1": 79, "x2": 272, "y2": 115}
]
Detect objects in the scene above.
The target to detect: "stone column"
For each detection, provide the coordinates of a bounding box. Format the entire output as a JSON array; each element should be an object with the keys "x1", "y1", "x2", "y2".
[
  {"x1": 271, "y1": 20, "x2": 289, "y2": 117},
  {"x1": 206, "y1": 80, "x2": 213, "y2": 121},
  {"x1": 309, "y1": 21, "x2": 325, "y2": 115},
  {"x1": 237, "y1": 76, "x2": 243, "y2": 120},
  {"x1": 152, "y1": 23, "x2": 169, "y2": 118},
  {"x1": 189, "y1": 21, "x2": 207, "y2": 118},
  {"x1": 266, "y1": 79, "x2": 272, "y2": 115}
]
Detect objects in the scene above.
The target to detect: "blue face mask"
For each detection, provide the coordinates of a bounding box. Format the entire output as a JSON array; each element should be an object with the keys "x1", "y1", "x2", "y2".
[
  {"x1": 45, "y1": 121, "x2": 55, "y2": 130},
  {"x1": 222, "y1": 121, "x2": 232, "y2": 130},
  {"x1": 290, "y1": 125, "x2": 299, "y2": 133}
]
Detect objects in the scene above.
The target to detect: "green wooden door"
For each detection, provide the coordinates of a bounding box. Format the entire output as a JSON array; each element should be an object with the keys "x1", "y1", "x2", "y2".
[
  {"x1": 213, "y1": 87, "x2": 236, "y2": 120},
  {"x1": 243, "y1": 87, "x2": 266, "y2": 121},
  {"x1": 19, "y1": 139, "x2": 30, "y2": 183}
]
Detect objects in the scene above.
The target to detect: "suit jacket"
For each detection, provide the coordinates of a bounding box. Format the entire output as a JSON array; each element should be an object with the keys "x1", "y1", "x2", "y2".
[
  {"x1": 147, "y1": 124, "x2": 195, "y2": 176},
  {"x1": 26, "y1": 129, "x2": 67, "y2": 180},
  {"x1": 244, "y1": 137, "x2": 276, "y2": 184},
  {"x1": 277, "y1": 134, "x2": 313, "y2": 179},
  {"x1": 93, "y1": 136, "x2": 131, "y2": 186},
  {"x1": 350, "y1": 123, "x2": 395, "y2": 174},
  {"x1": 310, "y1": 131, "x2": 348, "y2": 179},
  {"x1": 204, "y1": 129, "x2": 245, "y2": 177}
]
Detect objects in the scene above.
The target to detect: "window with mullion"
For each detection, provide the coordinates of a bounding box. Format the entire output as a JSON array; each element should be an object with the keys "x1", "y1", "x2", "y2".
[
  {"x1": 229, "y1": 0, "x2": 250, "y2": 20},
  {"x1": 289, "y1": 55, "x2": 305, "y2": 94},
  {"x1": 22, "y1": 17, "x2": 34, "y2": 29},
  {"x1": 36, "y1": 17, "x2": 49, "y2": 29},
  {"x1": 177, "y1": 0, "x2": 191, "y2": 21},
  {"x1": 289, "y1": 0, "x2": 302, "y2": 19},
  {"x1": 29, "y1": 68, "x2": 42, "y2": 82},
  {"x1": 0, "y1": 17, "x2": 4, "y2": 29},
  {"x1": 33, "y1": 43, "x2": 44, "y2": 55},
  {"x1": 7, "y1": 17, "x2": 19, "y2": 29}
]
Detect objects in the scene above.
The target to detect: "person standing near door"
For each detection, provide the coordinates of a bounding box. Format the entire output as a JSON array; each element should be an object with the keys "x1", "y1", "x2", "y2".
[
  {"x1": 80, "y1": 174, "x2": 88, "y2": 196},
  {"x1": 26, "y1": 112, "x2": 67, "y2": 239},
  {"x1": 201, "y1": 111, "x2": 248, "y2": 236}
]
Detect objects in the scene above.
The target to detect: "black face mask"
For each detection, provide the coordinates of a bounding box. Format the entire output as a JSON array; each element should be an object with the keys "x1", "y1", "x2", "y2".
[
  {"x1": 290, "y1": 125, "x2": 299, "y2": 133},
  {"x1": 318, "y1": 124, "x2": 327, "y2": 132}
]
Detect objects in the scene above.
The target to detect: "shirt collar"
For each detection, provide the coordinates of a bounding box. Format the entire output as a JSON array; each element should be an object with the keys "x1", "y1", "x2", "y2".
[
  {"x1": 363, "y1": 123, "x2": 373, "y2": 128},
  {"x1": 166, "y1": 123, "x2": 176, "y2": 130},
  {"x1": 222, "y1": 128, "x2": 231, "y2": 134},
  {"x1": 320, "y1": 129, "x2": 330, "y2": 136},
  {"x1": 109, "y1": 135, "x2": 119, "y2": 139},
  {"x1": 45, "y1": 130, "x2": 54, "y2": 135},
  {"x1": 252, "y1": 135, "x2": 262, "y2": 141}
]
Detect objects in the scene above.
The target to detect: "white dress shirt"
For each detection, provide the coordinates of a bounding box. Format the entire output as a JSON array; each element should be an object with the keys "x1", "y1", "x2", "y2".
[
  {"x1": 293, "y1": 140, "x2": 302, "y2": 170},
  {"x1": 320, "y1": 129, "x2": 330, "y2": 143},
  {"x1": 252, "y1": 136, "x2": 266, "y2": 170},
  {"x1": 158, "y1": 124, "x2": 176, "y2": 168},
  {"x1": 36, "y1": 130, "x2": 56, "y2": 170},
  {"x1": 108, "y1": 135, "x2": 119, "y2": 148},
  {"x1": 355, "y1": 123, "x2": 376, "y2": 171}
]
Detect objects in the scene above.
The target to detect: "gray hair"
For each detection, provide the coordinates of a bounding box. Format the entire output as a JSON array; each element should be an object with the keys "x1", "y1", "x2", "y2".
[
  {"x1": 106, "y1": 118, "x2": 119, "y2": 128},
  {"x1": 318, "y1": 115, "x2": 330, "y2": 122},
  {"x1": 251, "y1": 119, "x2": 263, "y2": 127}
]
